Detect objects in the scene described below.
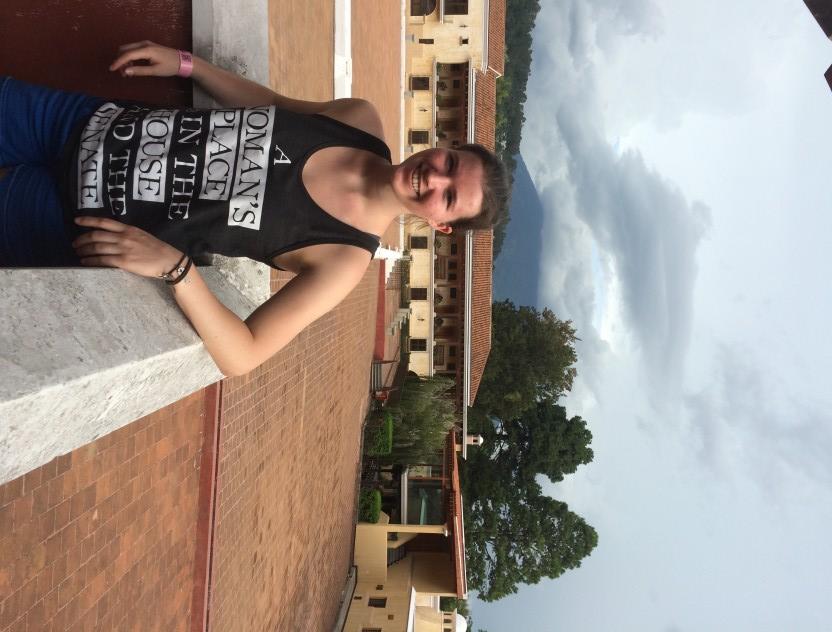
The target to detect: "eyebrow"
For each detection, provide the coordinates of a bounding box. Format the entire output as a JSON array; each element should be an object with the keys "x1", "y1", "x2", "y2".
[{"x1": 446, "y1": 152, "x2": 456, "y2": 210}]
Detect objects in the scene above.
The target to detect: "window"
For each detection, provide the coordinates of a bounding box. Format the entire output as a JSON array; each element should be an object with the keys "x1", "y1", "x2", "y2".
[
  {"x1": 448, "y1": 273, "x2": 457, "y2": 281},
  {"x1": 407, "y1": 480, "x2": 443, "y2": 524},
  {"x1": 449, "y1": 260, "x2": 457, "y2": 270},
  {"x1": 410, "y1": 339, "x2": 427, "y2": 352},
  {"x1": 388, "y1": 614, "x2": 395, "y2": 620},
  {"x1": 450, "y1": 288, "x2": 457, "y2": 299},
  {"x1": 410, "y1": 0, "x2": 436, "y2": 16},
  {"x1": 410, "y1": 76, "x2": 430, "y2": 91},
  {"x1": 434, "y1": 345, "x2": 445, "y2": 365},
  {"x1": 353, "y1": 596, "x2": 362, "y2": 600},
  {"x1": 460, "y1": 38, "x2": 469, "y2": 45},
  {"x1": 418, "y1": 38, "x2": 434, "y2": 44},
  {"x1": 449, "y1": 345, "x2": 456, "y2": 357},
  {"x1": 410, "y1": 236, "x2": 428, "y2": 249},
  {"x1": 447, "y1": 363, "x2": 456, "y2": 371},
  {"x1": 450, "y1": 243, "x2": 458, "y2": 254},
  {"x1": 411, "y1": 287, "x2": 427, "y2": 301},
  {"x1": 368, "y1": 597, "x2": 387, "y2": 608},
  {"x1": 453, "y1": 79, "x2": 461, "y2": 89},
  {"x1": 375, "y1": 584, "x2": 384, "y2": 590},
  {"x1": 362, "y1": 628, "x2": 382, "y2": 632},
  {"x1": 445, "y1": 0, "x2": 468, "y2": 14},
  {"x1": 409, "y1": 129, "x2": 430, "y2": 145}
]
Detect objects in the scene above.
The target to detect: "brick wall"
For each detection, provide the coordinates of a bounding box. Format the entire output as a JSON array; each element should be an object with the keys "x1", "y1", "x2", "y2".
[{"x1": 0, "y1": 391, "x2": 207, "y2": 632}]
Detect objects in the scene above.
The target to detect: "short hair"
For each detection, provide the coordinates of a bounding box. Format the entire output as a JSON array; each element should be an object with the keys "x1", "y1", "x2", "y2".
[{"x1": 447, "y1": 143, "x2": 509, "y2": 232}]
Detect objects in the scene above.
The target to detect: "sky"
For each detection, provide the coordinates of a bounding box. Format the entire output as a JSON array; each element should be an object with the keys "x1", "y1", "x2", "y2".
[{"x1": 472, "y1": 1, "x2": 832, "y2": 630}]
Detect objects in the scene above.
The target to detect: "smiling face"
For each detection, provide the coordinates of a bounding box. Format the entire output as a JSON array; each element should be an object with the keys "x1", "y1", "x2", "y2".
[{"x1": 394, "y1": 148, "x2": 485, "y2": 233}]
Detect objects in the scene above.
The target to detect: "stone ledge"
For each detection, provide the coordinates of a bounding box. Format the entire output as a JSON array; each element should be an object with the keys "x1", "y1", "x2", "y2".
[{"x1": 0, "y1": 268, "x2": 256, "y2": 485}]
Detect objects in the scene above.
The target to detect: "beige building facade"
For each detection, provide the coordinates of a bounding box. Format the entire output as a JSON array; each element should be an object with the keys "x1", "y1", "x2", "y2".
[{"x1": 344, "y1": 432, "x2": 467, "y2": 632}]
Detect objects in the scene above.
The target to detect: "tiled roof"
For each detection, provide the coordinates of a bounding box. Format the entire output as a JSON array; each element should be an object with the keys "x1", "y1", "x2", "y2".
[
  {"x1": 468, "y1": 230, "x2": 493, "y2": 406},
  {"x1": 473, "y1": 69, "x2": 498, "y2": 151},
  {"x1": 487, "y1": 0, "x2": 506, "y2": 76}
]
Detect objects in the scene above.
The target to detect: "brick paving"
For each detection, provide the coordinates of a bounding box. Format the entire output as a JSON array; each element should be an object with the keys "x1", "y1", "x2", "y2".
[
  {"x1": 206, "y1": 267, "x2": 377, "y2": 632},
  {"x1": 0, "y1": 391, "x2": 206, "y2": 632},
  {"x1": 352, "y1": 0, "x2": 404, "y2": 250}
]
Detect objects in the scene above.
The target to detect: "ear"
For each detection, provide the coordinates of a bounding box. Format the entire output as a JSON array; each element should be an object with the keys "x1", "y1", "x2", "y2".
[{"x1": 429, "y1": 220, "x2": 453, "y2": 235}]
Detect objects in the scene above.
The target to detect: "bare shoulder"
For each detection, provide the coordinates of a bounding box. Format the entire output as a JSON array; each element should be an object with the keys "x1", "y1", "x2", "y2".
[{"x1": 320, "y1": 98, "x2": 385, "y2": 142}]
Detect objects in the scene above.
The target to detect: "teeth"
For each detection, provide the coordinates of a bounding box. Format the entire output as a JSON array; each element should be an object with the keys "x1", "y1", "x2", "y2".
[{"x1": 411, "y1": 166, "x2": 420, "y2": 198}]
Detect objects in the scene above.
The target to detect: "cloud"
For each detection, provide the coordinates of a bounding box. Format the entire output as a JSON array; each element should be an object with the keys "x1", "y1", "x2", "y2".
[
  {"x1": 524, "y1": 0, "x2": 709, "y2": 401},
  {"x1": 684, "y1": 344, "x2": 832, "y2": 489}
]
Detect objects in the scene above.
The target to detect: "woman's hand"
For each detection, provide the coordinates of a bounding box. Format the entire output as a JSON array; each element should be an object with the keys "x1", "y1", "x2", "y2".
[
  {"x1": 109, "y1": 41, "x2": 181, "y2": 78},
  {"x1": 73, "y1": 216, "x2": 184, "y2": 278}
]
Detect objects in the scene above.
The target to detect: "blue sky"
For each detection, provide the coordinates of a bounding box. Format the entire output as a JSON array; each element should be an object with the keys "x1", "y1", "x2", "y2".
[{"x1": 475, "y1": 1, "x2": 832, "y2": 630}]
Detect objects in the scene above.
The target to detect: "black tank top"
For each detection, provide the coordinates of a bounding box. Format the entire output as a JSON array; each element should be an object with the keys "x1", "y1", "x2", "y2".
[{"x1": 62, "y1": 102, "x2": 389, "y2": 268}]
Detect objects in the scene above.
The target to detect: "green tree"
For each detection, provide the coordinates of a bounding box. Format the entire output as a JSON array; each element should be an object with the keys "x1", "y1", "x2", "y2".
[
  {"x1": 468, "y1": 403, "x2": 593, "y2": 491},
  {"x1": 386, "y1": 375, "x2": 457, "y2": 464},
  {"x1": 461, "y1": 401, "x2": 597, "y2": 601},
  {"x1": 493, "y1": 0, "x2": 543, "y2": 256},
  {"x1": 475, "y1": 300, "x2": 578, "y2": 421},
  {"x1": 462, "y1": 474, "x2": 597, "y2": 601}
]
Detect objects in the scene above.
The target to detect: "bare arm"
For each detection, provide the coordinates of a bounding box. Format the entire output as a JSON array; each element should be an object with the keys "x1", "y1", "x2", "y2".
[
  {"x1": 73, "y1": 217, "x2": 371, "y2": 377},
  {"x1": 172, "y1": 253, "x2": 369, "y2": 376},
  {"x1": 110, "y1": 40, "x2": 350, "y2": 112}
]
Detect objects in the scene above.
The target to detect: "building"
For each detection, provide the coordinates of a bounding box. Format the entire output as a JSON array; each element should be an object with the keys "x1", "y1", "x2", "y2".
[
  {"x1": 401, "y1": 0, "x2": 505, "y2": 457},
  {"x1": 344, "y1": 431, "x2": 468, "y2": 632}
]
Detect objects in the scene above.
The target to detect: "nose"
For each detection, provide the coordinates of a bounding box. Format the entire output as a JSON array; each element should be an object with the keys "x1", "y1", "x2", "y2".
[{"x1": 426, "y1": 170, "x2": 451, "y2": 189}]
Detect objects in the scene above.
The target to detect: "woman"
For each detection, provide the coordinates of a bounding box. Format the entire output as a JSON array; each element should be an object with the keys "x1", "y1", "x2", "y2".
[{"x1": 0, "y1": 41, "x2": 507, "y2": 377}]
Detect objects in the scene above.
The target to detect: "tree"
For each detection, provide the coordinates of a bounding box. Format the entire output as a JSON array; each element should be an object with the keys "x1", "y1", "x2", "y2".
[
  {"x1": 463, "y1": 478, "x2": 597, "y2": 601},
  {"x1": 493, "y1": 0, "x2": 543, "y2": 257},
  {"x1": 461, "y1": 401, "x2": 597, "y2": 601},
  {"x1": 469, "y1": 403, "x2": 594, "y2": 491},
  {"x1": 475, "y1": 300, "x2": 578, "y2": 421},
  {"x1": 386, "y1": 375, "x2": 457, "y2": 464}
]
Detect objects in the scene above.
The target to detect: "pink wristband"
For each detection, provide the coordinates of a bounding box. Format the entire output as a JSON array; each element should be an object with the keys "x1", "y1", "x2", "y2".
[{"x1": 177, "y1": 50, "x2": 193, "y2": 78}]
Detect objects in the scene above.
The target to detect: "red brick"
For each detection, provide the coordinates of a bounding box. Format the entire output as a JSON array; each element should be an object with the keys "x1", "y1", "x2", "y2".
[
  {"x1": 0, "y1": 504, "x2": 13, "y2": 534},
  {"x1": 32, "y1": 485, "x2": 50, "y2": 516},
  {"x1": 12, "y1": 493, "x2": 34, "y2": 530},
  {"x1": 40, "y1": 459, "x2": 58, "y2": 485},
  {"x1": 3, "y1": 476, "x2": 24, "y2": 507},
  {"x1": 25, "y1": 599, "x2": 45, "y2": 631},
  {"x1": 37, "y1": 509, "x2": 56, "y2": 541},
  {"x1": 22, "y1": 469, "x2": 42, "y2": 496},
  {"x1": 56, "y1": 454, "x2": 72, "y2": 477}
]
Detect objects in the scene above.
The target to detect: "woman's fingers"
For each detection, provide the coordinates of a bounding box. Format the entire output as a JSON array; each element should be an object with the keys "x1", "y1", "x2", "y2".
[
  {"x1": 110, "y1": 42, "x2": 178, "y2": 77},
  {"x1": 110, "y1": 48, "x2": 157, "y2": 72},
  {"x1": 71, "y1": 229, "x2": 121, "y2": 249},
  {"x1": 75, "y1": 216, "x2": 130, "y2": 232},
  {"x1": 74, "y1": 242, "x2": 122, "y2": 257}
]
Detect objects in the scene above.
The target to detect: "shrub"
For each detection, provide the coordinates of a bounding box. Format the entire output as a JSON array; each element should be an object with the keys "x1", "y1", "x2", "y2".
[
  {"x1": 365, "y1": 412, "x2": 394, "y2": 456},
  {"x1": 388, "y1": 375, "x2": 456, "y2": 464},
  {"x1": 358, "y1": 489, "x2": 382, "y2": 523}
]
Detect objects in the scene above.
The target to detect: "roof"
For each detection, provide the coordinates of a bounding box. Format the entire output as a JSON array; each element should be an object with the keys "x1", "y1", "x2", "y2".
[
  {"x1": 473, "y1": 69, "x2": 498, "y2": 151},
  {"x1": 487, "y1": 0, "x2": 506, "y2": 76},
  {"x1": 467, "y1": 231, "x2": 493, "y2": 406},
  {"x1": 446, "y1": 431, "x2": 468, "y2": 598}
]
